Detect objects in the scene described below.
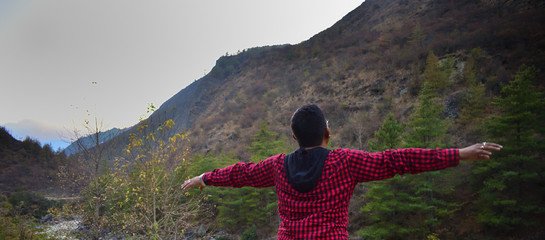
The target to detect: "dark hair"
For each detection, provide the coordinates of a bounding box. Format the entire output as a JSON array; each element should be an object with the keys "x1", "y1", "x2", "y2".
[{"x1": 291, "y1": 104, "x2": 327, "y2": 148}]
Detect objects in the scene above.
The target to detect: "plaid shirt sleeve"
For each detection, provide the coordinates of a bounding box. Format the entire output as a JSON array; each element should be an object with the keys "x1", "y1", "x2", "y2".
[
  {"x1": 346, "y1": 148, "x2": 459, "y2": 182},
  {"x1": 201, "y1": 155, "x2": 278, "y2": 188}
]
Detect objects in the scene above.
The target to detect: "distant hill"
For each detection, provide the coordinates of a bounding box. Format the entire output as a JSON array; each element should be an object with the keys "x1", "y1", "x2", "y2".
[
  {"x1": 63, "y1": 127, "x2": 127, "y2": 156},
  {"x1": 0, "y1": 127, "x2": 67, "y2": 194}
]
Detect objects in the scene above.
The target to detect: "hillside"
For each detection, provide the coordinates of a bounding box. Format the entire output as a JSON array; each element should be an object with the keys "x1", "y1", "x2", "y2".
[
  {"x1": 0, "y1": 127, "x2": 67, "y2": 194},
  {"x1": 124, "y1": 0, "x2": 544, "y2": 159}
]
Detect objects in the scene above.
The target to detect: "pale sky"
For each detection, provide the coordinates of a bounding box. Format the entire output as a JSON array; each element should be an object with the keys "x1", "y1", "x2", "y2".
[{"x1": 0, "y1": 0, "x2": 364, "y2": 148}]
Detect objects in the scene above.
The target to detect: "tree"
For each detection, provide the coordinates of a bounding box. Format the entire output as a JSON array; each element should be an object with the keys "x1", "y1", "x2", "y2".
[
  {"x1": 404, "y1": 83, "x2": 450, "y2": 149},
  {"x1": 421, "y1": 51, "x2": 450, "y2": 94},
  {"x1": 360, "y1": 113, "x2": 417, "y2": 239},
  {"x1": 111, "y1": 114, "x2": 197, "y2": 239},
  {"x1": 63, "y1": 113, "x2": 111, "y2": 240},
  {"x1": 399, "y1": 60, "x2": 458, "y2": 238},
  {"x1": 456, "y1": 48, "x2": 490, "y2": 143},
  {"x1": 349, "y1": 111, "x2": 371, "y2": 150},
  {"x1": 409, "y1": 23, "x2": 426, "y2": 48},
  {"x1": 456, "y1": 71, "x2": 488, "y2": 142},
  {"x1": 74, "y1": 104, "x2": 199, "y2": 239},
  {"x1": 247, "y1": 122, "x2": 288, "y2": 228},
  {"x1": 208, "y1": 121, "x2": 287, "y2": 233},
  {"x1": 248, "y1": 121, "x2": 287, "y2": 163},
  {"x1": 368, "y1": 113, "x2": 404, "y2": 152},
  {"x1": 473, "y1": 65, "x2": 545, "y2": 236}
]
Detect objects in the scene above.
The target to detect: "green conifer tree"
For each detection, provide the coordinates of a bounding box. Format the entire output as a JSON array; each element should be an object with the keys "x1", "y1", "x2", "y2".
[
  {"x1": 214, "y1": 122, "x2": 287, "y2": 231},
  {"x1": 473, "y1": 65, "x2": 545, "y2": 235},
  {"x1": 457, "y1": 48, "x2": 489, "y2": 142},
  {"x1": 422, "y1": 51, "x2": 450, "y2": 94},
  {"x1": 401, "y1": 59, "x2": 459, "y2": 239},
  {"x1": 368, "y1": 113, "x2": 404, "y2": 152},
  {"x1": 404, "y1": 82, "x2": 450, "y2": 149},
  {"x1": 360, "y1": 113, "x2": 419, "y2": 239},
  {"x1": 248, "y1": 121, "x2": 287, "y2": 162}
]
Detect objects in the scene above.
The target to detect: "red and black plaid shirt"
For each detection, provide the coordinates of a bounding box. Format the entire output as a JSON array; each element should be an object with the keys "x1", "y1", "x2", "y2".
[{"x1": 202, "y1": 148, "x2": 459, "y2": 239}]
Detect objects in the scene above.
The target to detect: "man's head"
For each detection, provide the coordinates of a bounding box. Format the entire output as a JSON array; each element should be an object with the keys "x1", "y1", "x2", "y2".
[{"x1": 291, "y1": 104, "x2": 329, "y2": 148}]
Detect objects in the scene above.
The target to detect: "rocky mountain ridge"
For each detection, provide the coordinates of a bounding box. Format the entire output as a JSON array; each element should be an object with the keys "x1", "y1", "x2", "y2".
[{"x1": 104, "y1": 0, "x2": 544, "y2": 159}]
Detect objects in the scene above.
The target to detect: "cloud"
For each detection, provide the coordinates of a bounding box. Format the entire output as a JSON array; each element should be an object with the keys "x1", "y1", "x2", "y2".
[{"x1": 4, "y1": 119, "x2": 66, "y2": 142}]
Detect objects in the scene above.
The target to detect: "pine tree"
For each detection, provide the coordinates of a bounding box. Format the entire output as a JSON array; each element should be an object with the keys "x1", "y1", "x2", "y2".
[
  {"x1": 404, "y1": 82, "x2": 450, "y2": 149},
  {"x1": 473, "y1": 65, "x2": 545, "y2": 235},
  {"x1": 401, "y1": 59, "x2": 458, "y2": 238},
  {"x1": 248, "y1": 121, "x2": 287, "y2": 162},
  {"x1": 422, "y1": 51, "x2": 450, "y2": 94},
  {"x1": 213, "y1": 122, "x2": 287, "y2": 231},
  {"x1": 457, "y1": 71, "x2": 487, "y2": 142},
  {"x1": 457, "y1": 48, "x2": 490, "y2": 143},
  {"x1": 368, "y1": 113, "x2": 404, "y2": 152},
  {"x1": 361, "y1": 113, "x2": 419, "y2": 239},
  {"x1": 246, "y1": 121, "x2": 287, "y2": 228}
]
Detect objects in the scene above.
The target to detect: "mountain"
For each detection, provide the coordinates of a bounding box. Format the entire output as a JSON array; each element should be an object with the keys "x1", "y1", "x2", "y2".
[
  {"x1": 137, "y1": 0, "x2": 544, "y2": 157},
  {"x1": 94, "y1": 0, "x2": 545, "y2": 160},
  {"x1": 63, "y1": 127, "x2": 127, "y2": 156}
]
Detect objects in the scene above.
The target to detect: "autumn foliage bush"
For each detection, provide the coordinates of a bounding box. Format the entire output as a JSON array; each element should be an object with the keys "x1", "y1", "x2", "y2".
[{"x1": 76, "y1": 116, "x2": 200, "y2": 239}]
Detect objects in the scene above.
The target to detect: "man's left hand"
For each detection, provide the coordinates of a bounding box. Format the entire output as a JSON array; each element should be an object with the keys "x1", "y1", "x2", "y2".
[{"x1": 459, "y1": 142, "x2": 502, "y2": 161}]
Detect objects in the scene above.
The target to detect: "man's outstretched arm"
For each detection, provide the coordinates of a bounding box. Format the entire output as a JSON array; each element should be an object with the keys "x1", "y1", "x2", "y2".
[
  {"x1": 348, "y1": 142, "x2": 503, "y2": 183},
  {"x1": 181, "y1": 155, "x2": 277, "y2": 190}
]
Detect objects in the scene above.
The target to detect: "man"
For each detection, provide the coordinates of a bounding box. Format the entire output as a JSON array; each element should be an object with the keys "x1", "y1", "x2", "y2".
[{"x1": 182, "y1": 104, "x2": 502, "y2": 239}]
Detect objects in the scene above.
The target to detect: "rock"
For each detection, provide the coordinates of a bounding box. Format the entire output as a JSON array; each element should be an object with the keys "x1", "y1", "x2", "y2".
[
  {"x1": 184, "y1": 229, "x2": 196, "y2": 240},
  {"x1": 443, "y1": 91, "x2": 464, "y2": 119},
  {"x1": 197, "y1": 224, "x2": 208, "y2": 236},
  {"x1": 40, "y1": 213, "x2": 54, "y2": 224}
]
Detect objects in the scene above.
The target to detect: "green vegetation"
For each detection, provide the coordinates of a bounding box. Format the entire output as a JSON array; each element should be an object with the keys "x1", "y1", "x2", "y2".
[
  {"x1": 360, "y1": 54, "x2": 462, "y2": 239},
  {"x1": 367, "y1": 113, "x2": 404, "y2": 152},
  {"x1": 472, "y1": 65, "x2": 545, "y2": 236},
  {"x1": 50, "y1": 113, "x2": 199, "y2": 239},
  {"x1": 422, "y1": 51, "x2": 451, "y2": 94},
  {"x1": 241, "y1": 225, "x2": 257, "y2": 240},
  {"x1": 194, "y1": 121, "x2": 288, "y2": 234},
  {"x1": 0, "y1": 193, "x2": 58, "y2": 240},
  {"x1": 360, "y1": 113, "x2": 412, "y2": 239},
  {"x1": 456, "y1": 48, "x2": 490, "y2": 142}
]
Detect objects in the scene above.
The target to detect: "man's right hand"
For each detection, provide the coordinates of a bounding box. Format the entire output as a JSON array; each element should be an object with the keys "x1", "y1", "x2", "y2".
[{"x1": 181, "y1": 174, "x2": 206, "y2": 191}]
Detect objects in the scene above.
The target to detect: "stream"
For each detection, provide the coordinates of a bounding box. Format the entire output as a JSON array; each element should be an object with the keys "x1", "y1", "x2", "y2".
[{"x1": 40, "y1": 218, "x2": 81, "y2": 239}]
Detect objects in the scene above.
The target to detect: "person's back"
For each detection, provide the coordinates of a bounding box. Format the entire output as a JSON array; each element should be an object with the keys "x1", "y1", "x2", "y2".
[
  {"x1": 275, "y1": 149, "x2": 354, "y2": 239},
  {"x1": 276, "y1": 147, "x2": 459, "y2": 239}
]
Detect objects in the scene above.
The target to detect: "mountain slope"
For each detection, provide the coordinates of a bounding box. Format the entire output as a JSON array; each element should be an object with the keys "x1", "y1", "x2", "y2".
[
  {"x1": 63, "y1": 127, "x2": 127, "y2": 156},
  {"x1": 102, "y1": 0, "x2": 544, "y2": 159},
  {"x1": 0, "y1": 127, "x2": 67, "y2": 193}
]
